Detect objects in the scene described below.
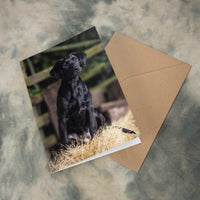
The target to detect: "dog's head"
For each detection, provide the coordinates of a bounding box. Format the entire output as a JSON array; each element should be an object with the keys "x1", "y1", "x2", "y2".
[{"x1": 50, "y1": 52, "x2": 87, "y2": 80}]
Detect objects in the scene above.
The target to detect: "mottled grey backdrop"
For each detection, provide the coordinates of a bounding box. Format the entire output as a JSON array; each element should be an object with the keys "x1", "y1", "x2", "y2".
[{"x1": 0, "y1": 0, "x2": 200, "y2": 199}]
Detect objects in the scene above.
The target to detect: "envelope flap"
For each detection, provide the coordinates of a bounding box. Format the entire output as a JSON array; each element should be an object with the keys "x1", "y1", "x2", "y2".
[{"x1": 106, "y1": 32, "x2": 183, "y2": 82}]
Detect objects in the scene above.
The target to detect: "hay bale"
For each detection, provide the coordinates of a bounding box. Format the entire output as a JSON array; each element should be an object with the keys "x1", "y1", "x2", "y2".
[{"x1": 49, "y1": 110, "x2": 140, "y2": 173}]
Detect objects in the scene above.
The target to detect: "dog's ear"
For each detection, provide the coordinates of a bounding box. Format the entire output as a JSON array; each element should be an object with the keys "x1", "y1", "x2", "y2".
[
  {"x1": 50, "y1": 59, "x2": 63, "y2": 79},
  {"x1": 71, "y1": 52, "x2": 87, "y2": 67}
]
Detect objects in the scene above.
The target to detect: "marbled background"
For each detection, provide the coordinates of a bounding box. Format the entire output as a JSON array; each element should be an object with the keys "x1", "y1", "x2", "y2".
[{"x1": 0, "y1": 0, "x2": 200, "y2": 199}]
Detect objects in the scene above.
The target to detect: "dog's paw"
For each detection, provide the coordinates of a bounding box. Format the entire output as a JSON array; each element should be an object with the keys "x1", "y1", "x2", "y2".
[
  {"x1": 66, "y1": 131, "x2": 91, "y2": 146},
  {"x1": 83, "y1": 131, "x2": 91, "y2": 143}
]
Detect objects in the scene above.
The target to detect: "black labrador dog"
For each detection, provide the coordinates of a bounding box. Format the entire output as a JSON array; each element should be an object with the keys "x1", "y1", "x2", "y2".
[{"x1": 50, "y1": 52, "x2": 105, "y2": 145}]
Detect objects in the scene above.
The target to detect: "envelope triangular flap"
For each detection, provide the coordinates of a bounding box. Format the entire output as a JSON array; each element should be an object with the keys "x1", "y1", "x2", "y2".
[{"x1": 105, "y1": 32, "x2": 191, "y2": 172}]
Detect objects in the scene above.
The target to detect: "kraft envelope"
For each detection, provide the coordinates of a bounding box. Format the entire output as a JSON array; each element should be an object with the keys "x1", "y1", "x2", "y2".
[{"x1": 105, "y1": 32, "x2": 191, "y2": 172}]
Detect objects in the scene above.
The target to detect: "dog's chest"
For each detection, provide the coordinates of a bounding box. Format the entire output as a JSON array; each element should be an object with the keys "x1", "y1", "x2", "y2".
[{"x1": 70, "y1": 84, "x2": 88, "y2": 107}]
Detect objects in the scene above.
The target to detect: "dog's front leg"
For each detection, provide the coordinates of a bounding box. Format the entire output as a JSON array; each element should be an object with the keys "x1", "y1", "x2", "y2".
[
  {"x1": 87, "y1": 108, "x2": 98, "y2": 137},
  {"x1": 58, "y1": 116, "x2": 69, "y2": 144}
]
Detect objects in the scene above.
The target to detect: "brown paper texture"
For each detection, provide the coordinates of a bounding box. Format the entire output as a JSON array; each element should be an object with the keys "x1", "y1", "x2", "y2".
[{"x1": 105, "y1": 32, "x2": 191, "y2": 172}]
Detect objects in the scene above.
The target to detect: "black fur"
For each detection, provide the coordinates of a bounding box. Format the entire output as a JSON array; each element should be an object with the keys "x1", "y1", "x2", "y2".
[{"x1": 50, "y1": 52, "x2": 105, "y2": 145}]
